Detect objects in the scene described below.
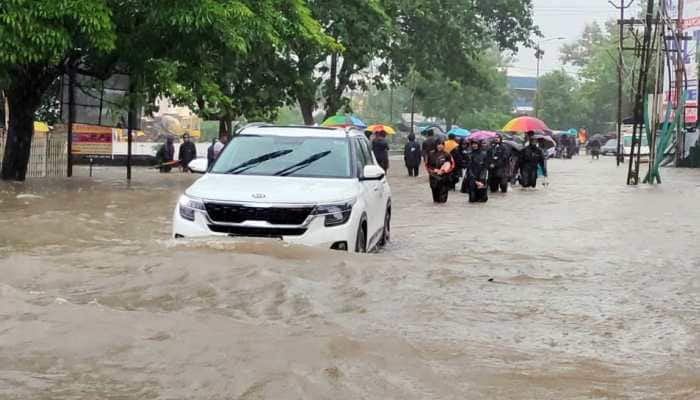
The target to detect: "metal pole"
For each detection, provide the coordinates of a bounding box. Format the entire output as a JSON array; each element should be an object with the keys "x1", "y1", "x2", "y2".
[
  {"x1": 535, "y1": 44, "x2": 541, "y2": 118},
  {"x1": 410, "y1": 92, "x2": 415, "y2": 135},
  {"x1": 67, "y1": 65, "x2": 75, "y2": 178},
  {"x1": 127, "y1": 89, "x2": 134, "y2": 181},
  {"x1": 617, "y1": 0, "x2": 625, "y2": 166},
  {"x1": 389, "y1": 85, "x2": 394, "y2": 124},
  {"x1": 676, "y1": 0, "x2": 685, "y2": 166}
]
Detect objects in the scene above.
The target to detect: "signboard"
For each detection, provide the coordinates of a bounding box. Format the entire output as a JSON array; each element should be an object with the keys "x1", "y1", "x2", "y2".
[
  {"x1": 665, "y1": 0, "x2": 700, "y2": 124},
  {"x1": 71, "y1": 124, "x2": 113, "y2": 156}
]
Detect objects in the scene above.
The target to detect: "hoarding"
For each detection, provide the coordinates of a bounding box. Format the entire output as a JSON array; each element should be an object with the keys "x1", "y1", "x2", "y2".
[
  {"x1": 666, "y1": 0, "x2": 700, "y2": 124},
  {"x1": 71, "y1": 124, "x2": 113, "y2": 156}
]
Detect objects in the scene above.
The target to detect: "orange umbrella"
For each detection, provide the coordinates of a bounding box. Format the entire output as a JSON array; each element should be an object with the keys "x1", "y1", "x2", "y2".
[
  {"x1": 502, "y1": 116, "x2": 549, "y2": 133},
  {"x1": 366, "y1": 124, "x2": 396, "y2": 135}
]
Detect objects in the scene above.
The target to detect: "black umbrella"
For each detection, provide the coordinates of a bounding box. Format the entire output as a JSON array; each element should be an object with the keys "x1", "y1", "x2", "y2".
[{"x1": 502, "y1": 140, "x2": 524, "y2": 152}]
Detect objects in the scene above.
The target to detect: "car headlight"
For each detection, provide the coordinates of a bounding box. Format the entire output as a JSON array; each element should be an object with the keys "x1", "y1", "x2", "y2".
[
  {"x1": 313, "y1": 201, "x2": 354, "y2": 227},
  {"x1": 178, "y1": 194, "x2": 206, "y2": 222}
]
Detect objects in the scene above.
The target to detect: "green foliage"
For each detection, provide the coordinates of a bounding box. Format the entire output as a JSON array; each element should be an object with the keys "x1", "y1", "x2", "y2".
[
  {"x1": 291, "y1": 0, "x2": 391, "y2": 122},
  {"x1": 414, "y1": 51, "x2": 513, "y2": 129},
  {"x1": 0, "y1": 0, "x2": 115, "y2": 73},
  {"x1": 274, "y1": 106, "x2": 306, "y2": 125},
  {"x1": 354, "y1": 86, "x2": 413, "y2": 126},
  {"x1": 549, "y1": 20, "x2": 640, "y2": 134},
  {"x1": 536, "y1": 70, "x2": 582, "y2": 130},
  {"x1": 386, "y1": 0, "x2": 538, "y2": 84}
]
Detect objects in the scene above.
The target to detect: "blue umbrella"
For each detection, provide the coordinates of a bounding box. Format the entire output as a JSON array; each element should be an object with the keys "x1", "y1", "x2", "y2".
[
  {"x1": 419, "y1": 124, "x2": 444, "y2": 136},
  {"x1": 321, "y1": 115, "x2": 367, "y2": 129},
  {"x1": 447, "y1": 127, "x2": 471, "y2": 137}
]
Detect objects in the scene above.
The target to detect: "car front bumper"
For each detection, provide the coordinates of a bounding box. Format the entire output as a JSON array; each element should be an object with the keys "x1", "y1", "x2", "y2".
[{"x1": 172, "y1": 205, "x2": 360, "y2": 250}]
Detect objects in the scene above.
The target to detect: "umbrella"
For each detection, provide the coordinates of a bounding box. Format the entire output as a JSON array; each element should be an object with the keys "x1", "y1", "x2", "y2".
[
  {"x1": 321, "y1": 115, "x2": 367, "y2": 129},
  {"x1": 502, "y1": 140, "x2": 524, "y2": 152},
  {"x1": 500, "y1": 132, "x2": 525, "y2": 144},
  {"x1": 420, "y1": 125, "x2": 444, "y2": 136},
  {"x1": 589, "y1": 134, "x2": 606, "y2": 144},
  {"x1": 447, "y1": 127, "x2": 471, "y2": 137},
  {"x1": 531, "y1": 134, "x2": 556, "y2": 149},
  {"x1": 366, "y1": 124, "x2": 396, "y2": 135},
  {"x1": 502, "y1": 116, "x2": 550, "y2": 133},
  {"x1": 468, "y1": 130, "x2": 498, "y2": 142}
]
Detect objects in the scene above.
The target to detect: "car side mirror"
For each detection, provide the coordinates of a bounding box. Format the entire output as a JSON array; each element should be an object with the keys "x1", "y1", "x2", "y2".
[
  {"x1": 188, "y1": 158, "x2": 208, "y2": 174},
  {"x1": 361, "y1": 164, "x2": 385, "y2": 181}
]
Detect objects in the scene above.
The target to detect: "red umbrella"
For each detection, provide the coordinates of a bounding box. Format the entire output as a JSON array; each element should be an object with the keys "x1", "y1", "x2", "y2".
[{"x1": 502, "y1": 116, "x2": 550, "y2": 133}]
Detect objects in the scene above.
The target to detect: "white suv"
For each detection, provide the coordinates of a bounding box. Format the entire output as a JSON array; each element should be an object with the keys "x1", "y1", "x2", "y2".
[{"x1": 173, "y1": 125, "x2": 392, "y2": 252}]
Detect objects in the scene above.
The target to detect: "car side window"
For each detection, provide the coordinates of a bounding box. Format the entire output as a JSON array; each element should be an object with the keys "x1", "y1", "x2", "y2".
[
  {"x1": 354, "y1": 138, "x2": 368, "y2": 175},
  {"x1": 358, "y1": 138, "x2": 374, "y2": 165}
]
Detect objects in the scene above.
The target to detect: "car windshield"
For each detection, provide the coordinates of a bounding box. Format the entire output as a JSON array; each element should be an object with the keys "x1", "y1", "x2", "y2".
[
  {"x1": 604, "y1": 140, "x2": 617, "y2": 147},
  {"x1": 211, "y1": 135, "x2": 352, "y2": 178}
]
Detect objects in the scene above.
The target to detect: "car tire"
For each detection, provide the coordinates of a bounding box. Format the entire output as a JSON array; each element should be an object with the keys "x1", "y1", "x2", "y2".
[
  {"x1": 378, "y1": 207, "x2": 391, "y2": 247},
  {"x1": 355, "y1": 222, "x2": 367, "y2": 253}
]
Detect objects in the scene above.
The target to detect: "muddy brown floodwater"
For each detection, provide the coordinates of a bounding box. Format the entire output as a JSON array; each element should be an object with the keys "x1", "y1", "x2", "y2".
[{"x1": 1, "y1": 157, "x2": 700, "y2": 399}]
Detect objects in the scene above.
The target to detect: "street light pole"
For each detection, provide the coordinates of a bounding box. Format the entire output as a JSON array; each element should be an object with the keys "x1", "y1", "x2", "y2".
[{"x1": 534, "y1": 37, "x2": 565, "y2": 118}]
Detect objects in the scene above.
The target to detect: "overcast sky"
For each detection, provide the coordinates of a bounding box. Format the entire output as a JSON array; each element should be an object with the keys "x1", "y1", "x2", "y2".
[{"x1": 508, "y1": 0, "x2": 640, "y2": 77}]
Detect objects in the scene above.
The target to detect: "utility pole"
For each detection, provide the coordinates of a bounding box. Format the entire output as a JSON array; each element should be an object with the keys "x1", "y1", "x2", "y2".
[
  {"x1": 610, "y1": 0, "x2": 631, "y2": 166},
  {"x1": 676, "y1": 0, "x2": 685, "y2": 166},
  {"x1": 535, "y1": 45, "x2": 544, "y2": 118},
  {"x1": 533, "y1": 37, "x2": 564, "y2": 118}
]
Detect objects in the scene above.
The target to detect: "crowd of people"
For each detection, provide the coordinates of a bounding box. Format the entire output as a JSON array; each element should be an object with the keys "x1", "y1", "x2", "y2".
[
  {"x1": 155, "y1": 132, "x2": 230, "y2": 173},
  {"x1": 403, "y1": 130, "x2": 548, "y2": 204}
]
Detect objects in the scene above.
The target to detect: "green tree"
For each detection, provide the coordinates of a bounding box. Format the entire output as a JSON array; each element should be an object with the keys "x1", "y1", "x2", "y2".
[
  {"x1": 0, "y1": 0, "x2": 324, "y2": 180},
  {"x1": 536, "y1": 70, "x2": 582, "y2": 130},
  {"x1": 291, "y1": 0, "x2": 390, "y2": 124},
  {"x1": 386, "y1": 0, "x2": 537, "y2": 84},
  {"x1": 414, "y1": 51, "x2": 513, "y2": 130},
  {"x1": 0, "y1": 0, "x2": 115, "y2": 180}
]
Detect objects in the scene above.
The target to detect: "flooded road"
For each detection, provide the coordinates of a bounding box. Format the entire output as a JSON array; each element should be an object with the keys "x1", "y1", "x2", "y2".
[{"x1": 1, "y1": 157, "x2": 699, "y2": 399}]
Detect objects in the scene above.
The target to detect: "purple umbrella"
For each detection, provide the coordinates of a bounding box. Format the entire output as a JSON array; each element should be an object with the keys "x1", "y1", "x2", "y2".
[{"x1": 468, "y1": 130, "x2": 498, "y2": 142}]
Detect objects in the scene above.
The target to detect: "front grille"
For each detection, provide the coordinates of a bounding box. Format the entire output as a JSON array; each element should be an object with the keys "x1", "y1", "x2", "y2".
[
  {"x1": 204, "y1": 202, "x2": 313, "y2": 225},
  {"x1": 208, "y1": 225, "x2": 307, "y2": 237}
]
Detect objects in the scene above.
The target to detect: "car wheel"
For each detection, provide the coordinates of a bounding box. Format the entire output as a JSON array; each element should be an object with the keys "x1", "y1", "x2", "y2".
[
  {"x1": 355, "y1": 222, "x2": 367, "y2": 253},
  {"x1": 378, "y1": 208, "x2": 391, "y2": 247}
]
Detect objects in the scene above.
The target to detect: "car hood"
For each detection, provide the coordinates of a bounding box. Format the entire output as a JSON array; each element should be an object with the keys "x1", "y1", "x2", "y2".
[{"x1": 186, "y1": 174, "x2": 359, "y2": 204}]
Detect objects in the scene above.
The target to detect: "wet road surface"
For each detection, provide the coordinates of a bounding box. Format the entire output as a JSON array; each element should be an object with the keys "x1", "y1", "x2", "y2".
[{"x1": 1, "y1": 157, "x2": 700, "y2": 399}]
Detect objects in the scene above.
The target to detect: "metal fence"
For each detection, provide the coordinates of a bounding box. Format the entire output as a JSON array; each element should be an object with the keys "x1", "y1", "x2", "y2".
[{"x1": 0, "y1": 129, "x2": 67, "y2": 178}]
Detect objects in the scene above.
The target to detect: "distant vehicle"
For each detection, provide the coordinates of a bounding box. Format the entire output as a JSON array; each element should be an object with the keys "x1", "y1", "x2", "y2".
[
  {"x1": 622, "y1": 134, "x2": 650, "y2": 156},
  {"x1": 173, "y1": 125, "x2": 392, "y2": 253},
  {"x1": 601, "y1": 139, "x2": 618, "y2": 156}
]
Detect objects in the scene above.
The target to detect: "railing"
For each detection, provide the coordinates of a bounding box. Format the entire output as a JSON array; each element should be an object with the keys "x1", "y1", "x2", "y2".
[{"x1": 0, "y1": 128, "x2": 67, "y2": 178}]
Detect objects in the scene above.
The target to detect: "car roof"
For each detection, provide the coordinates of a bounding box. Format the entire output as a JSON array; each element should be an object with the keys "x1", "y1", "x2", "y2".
[{"x1": 239, "y1": 125, "x2": 367, "y2": 139}]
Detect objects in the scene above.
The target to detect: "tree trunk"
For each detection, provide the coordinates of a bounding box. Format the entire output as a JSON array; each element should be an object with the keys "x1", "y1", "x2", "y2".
[
  {"x1": 1, "y1": 65, "x2": 60, "y2": 181},
  {"x1": 1, "y1": 95, "x2": 36, "y2": 181},
  {"x1": 299, "y1": 98, "x2": 315, "y2": 125},
  {"x1": 218, "y1": 118, "x2": 232, "y2": 138},
  {"x1": 324, "y1": 53, "x2": 339, "y2": 120}
]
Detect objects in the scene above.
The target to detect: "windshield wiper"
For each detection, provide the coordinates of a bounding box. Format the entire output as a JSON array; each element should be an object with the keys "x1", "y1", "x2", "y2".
[
  {"x1": 273, "y1": 151, "x2": 332, "y2": 177},
  {"x1": 224, "y1": 149, "x2": 293, "y2": 175}
]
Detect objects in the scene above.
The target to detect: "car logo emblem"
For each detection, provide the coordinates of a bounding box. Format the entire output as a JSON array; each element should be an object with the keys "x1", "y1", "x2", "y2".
[{"x1": 252, "y1": 193, "x2": 266, "y2": 199}]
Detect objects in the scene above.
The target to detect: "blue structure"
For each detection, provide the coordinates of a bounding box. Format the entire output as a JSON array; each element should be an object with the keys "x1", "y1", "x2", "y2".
[{"x1": 507, "y1": 76, "x2": 537, "y2": 115}]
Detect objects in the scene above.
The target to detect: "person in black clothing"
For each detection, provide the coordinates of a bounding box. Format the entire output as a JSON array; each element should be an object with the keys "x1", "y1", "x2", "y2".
[
  {"x1": 155, "y1": 136, "x2": 175, "y2": 173},
  {"x1": 448, "y1": 137, "x2": 464, "y2": 191},
  {"x1": 206, "y1": 138, "x2": 217, "y2": 168},
  {"x1": 178, "y1": 133, "x2": 197, "y2": 172},
  {"x1": 517, "y1": 133, "x2": 547, "y2": 188},
  {"x1": 461, "y1": 140, "x2": 489, "y2": 203},
  {"x1": 403, "y1": 133, "x2": 422, "y2": 177},
  {"x1": 422, "y1": 129, "x2": 438, "y2": 162},
  {"x1": 487, "y1": 134, "x2": 511, "y2": 193},
  {"x1": 425, "y1": 140, "x2": 455, "y2": 203},
  {"x1": 588, "y1": 139, "x2": 601, "y2": 160},
  {"x1": 372, "y1": 131, "x2": 390, "y2": 171}
]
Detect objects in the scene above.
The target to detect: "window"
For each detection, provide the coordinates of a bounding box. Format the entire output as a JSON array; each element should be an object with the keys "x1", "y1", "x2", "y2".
[{"x1": 211, "y1": 135, "x2": 352, "y2": 178}]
